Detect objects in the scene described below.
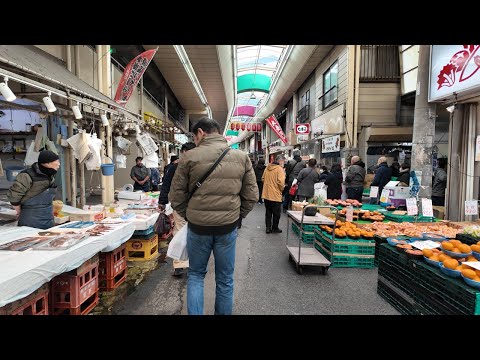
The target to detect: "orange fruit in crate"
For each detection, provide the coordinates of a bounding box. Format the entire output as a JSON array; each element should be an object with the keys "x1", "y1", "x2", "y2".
[
  {"x1": 444, "y1": 258, "x2": 459, "y2": 270},
  {"x1": 438, "y1": 254, "x2": 449, "y2": 262},
  {"x1": 459, "y1": 244, "x2": 471, "y2": 254},
  {"x1": 473, "y1": 277, "x2": 480, "y2": 282},
  {"x1": 471, "y1": 244, "x2": 480, "y2": 253},
  {"x1": 450, "y1": 240, "x2": 462, "y2": 247},
  {"x1": 467, "y1": 256, "x2": 478, "y2": 262},
  {"x1": 430, "y1": 255, "x2": 440, "y2": 262},
  {"x1": 442, "y1": 242, "x2": 454, "y2": 251},
  {"x1": 451, "y1": 248, "x2": 461, "y2": 253},
  {"x1": 456, "y1": 265, "x2": 463, "y2": 271},
  {"x1": 432, "y1": 248, "x2": 441, "y2": 253},
  {"x1": 423, "y1": 249, "x2": 433, "y2": 258},
  {"x1": 462, "y1": 269, "x2": 477, "y2": 279},
  {"x1": 475, "y1": 270, "x2": 480, "y2": 277}
]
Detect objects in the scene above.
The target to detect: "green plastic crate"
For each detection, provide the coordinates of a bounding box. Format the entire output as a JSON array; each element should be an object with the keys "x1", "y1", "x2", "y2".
[
  {"x1": 377, "y1": 277, "x2": 418, "y2": 315},
  {"x1": 318, "y1": 236, "x2": 375, "y2": 255},
  {"x1": 315, "y1": 243, "x2": 375, "y2": 268},
  {"x1": 384, "y1": 213, "x2": 435, "y2": 223},
  {"x1": 315, "y1": 230, "x2": 375, "y2": 243},
  {"x1": 292, "y1": 223, "x2": 315, "y2": 244}
]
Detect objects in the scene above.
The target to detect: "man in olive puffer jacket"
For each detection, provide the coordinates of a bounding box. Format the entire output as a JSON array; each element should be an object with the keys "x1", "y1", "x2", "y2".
[{"x1": 170, "y1": 117, "x2": 258, "y2": 315}]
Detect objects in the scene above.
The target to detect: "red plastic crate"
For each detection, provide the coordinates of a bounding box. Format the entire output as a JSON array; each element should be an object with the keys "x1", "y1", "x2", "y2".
[
  {"x1": 0, "y1": 283, "x2": 49, "y2": 315},
  {"x1": 99, "y1": 243, "x2": 127, "y2": 291},
  {"x1": 50, "y1": 254, "x2": 99, "y2": 315}
]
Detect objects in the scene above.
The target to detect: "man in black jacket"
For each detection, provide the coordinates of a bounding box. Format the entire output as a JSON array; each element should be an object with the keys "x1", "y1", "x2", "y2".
[
  {"x1": 370, "y1": 157, "x2": 393, "y2": 204},
  {"x1": 283, "y1": 149, "x2": 305, "y2": 212}
]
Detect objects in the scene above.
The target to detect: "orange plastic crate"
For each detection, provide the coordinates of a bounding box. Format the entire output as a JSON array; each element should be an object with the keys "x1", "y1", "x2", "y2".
[{"x1": 0, "y1": 283, "x2": 49, "y2": 315}]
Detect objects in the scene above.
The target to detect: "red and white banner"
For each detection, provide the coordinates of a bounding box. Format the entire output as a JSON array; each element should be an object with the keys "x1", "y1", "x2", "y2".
[
  {"x1": 114, "y1": 49, "x2": 157, "y2": 105},
  {"x1": 265, "y1": 114, "x2": 287, "y2": 144}
]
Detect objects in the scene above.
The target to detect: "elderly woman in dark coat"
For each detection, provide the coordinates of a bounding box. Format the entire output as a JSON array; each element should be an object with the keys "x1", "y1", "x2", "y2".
[{"x1": 296, "y1": 158, "x2": 321, "y2": 202}]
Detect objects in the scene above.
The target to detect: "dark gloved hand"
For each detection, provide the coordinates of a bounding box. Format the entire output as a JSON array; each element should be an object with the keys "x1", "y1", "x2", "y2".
[{"x1": 237, "y1": 217, "x2": 243, "y2": 229}]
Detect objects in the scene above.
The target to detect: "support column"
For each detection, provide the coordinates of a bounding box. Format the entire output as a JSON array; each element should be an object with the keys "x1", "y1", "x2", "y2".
[
  {"x1": 64, "y1": 45, "x2": 72, "y2": 204},
  {"x1": 411, "y1": 45, "x2": 436, "y2": 198}
]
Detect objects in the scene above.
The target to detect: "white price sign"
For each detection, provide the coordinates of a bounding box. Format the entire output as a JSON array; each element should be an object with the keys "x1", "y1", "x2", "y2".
[
  {"x1": 380, "y1": 189, "x2": 390, "y2": 203},
  {"x1": 410, "y1": 240, "x2": 441, "y2": 250},
  {"x1": 346, "y1": 206, "x2": 353, "y2": 222},
  {"x1": 463, "y1": 262, "x2": 480, "y2": 271},
  {"x1": 421, "y1": 198, "x2": 433, "y2": 217},
  {"x1": 369, "y1": 186, "x2": 379, "y2": 198},
  {"x1": 465, "y1": 200, "x2": 479, "y2": 216},
  {"x1": 406, "y1": 198, "x2": 418, "y2": 216}
]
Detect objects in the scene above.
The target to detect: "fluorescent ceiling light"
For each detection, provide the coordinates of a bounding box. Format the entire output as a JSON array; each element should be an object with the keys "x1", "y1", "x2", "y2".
[
  {"x1": 72, "y1": 101, "x2": 82, "y2": 119},
  {"x1": 0, "y1": 77, "x2": 16, "y2": 102},
  {"x1": 43, "y1": 92, "x2": 56, "y2": 112}
]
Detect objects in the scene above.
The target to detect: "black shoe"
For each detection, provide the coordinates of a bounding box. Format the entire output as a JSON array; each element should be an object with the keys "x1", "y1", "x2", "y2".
[
  {"x1": 272, "y1": 228, "x2": 283, "y2": 233},
  {"x1": 266, "y1": 229, "x2": 272, "y2": 234},
  {"x1": 282, "y1": 208, "x2": 287, "y2": 213}
]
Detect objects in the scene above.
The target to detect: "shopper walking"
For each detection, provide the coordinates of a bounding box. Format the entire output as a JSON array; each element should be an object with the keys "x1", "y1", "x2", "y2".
[
  {"x1": 254, "y1": 158, "x2": 266, "y2": 204},
  {"x1": 432, "y1": 158, "x2": 447, "y2": 206},
  {"x1": 324, "y1": 163, "x2": 343, "y2": 200},
  {"x1": 262, "y1": 154, "x2": 286, "y2": 234},
  {"x1": 7, "y1": 150, "x2": 60, "y2": 229},
  {"x1": 344, "y1": 156, "x2": 366, "y2": 202},
  {"x1": 296, "y1": 158, "x2": 321, "y2": 202},
  {"x1": 149, "y1": 167, "x2": 161, "y2": 191},
  {"x1": 130, "y1": 156, "x2": 151, "y2": 192},
  {"x1": 170, "y1": 118, "x2": 258, "y2": 315},
  {"x1": 283, "y1": 149, "x2": 305, "y2": 212}
]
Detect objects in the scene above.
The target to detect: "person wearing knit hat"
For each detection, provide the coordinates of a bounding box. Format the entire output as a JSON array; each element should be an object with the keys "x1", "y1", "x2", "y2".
[{"x1": 7, "y1": 150, "x2": 60, "y2": 229}]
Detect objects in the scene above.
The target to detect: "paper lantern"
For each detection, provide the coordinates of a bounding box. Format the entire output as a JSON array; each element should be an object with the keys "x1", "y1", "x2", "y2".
[
  {"x1": 235, "y1": 122, "x2": 241, "y2": 131},
  {"x1": 230, "y1": 123, "x2": 235, "y2": 131},
  {"x1": 246, "y1": 123, "x2": 251, "y2": 131},
  {"x1": 241, "y1": 123, "x2": 246, "y2": 131}
]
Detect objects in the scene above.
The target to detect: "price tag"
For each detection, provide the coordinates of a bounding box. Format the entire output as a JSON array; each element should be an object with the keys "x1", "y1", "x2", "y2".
[
  {"x1": 369, "y1": 186, "x2": 379, "y2": 198},
  {"x1": 406, "y1": 198, "x2": 418, "y2": 216},
  {"x1": 410, "y1": 240, "x2": 441, "y2": 250},
  {"x1": 463, "y1": 262, "x2": 480, "y2": 271},
  {"x1": 421, "y1": 198, "x2": 433, "y2": 217},
  {"x1": 465, "y1": 200, "x2": 479, "y2": 216},
  {"x1": 380, "y1": 189, "x2": 390, "y2": 203},
  {"x1": 346, "y1": 206, "x2": 353, "y2": 222}
]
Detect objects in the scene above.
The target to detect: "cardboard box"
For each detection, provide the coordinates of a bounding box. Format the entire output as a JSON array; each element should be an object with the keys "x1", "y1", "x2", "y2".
[
  {"x1": 432, "y1": 205, "x2": 445, "y2": 220},
  {"x1": 384, "y1": 181, "x2": 410, "y2": 207},
  {"x1": 67, "y1": 210, "x2": 105, "y2": 222}
]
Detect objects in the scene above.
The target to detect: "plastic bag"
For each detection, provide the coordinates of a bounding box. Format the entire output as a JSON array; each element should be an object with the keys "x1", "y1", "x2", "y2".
[
  {"x1": 25, "y1": 142, "x2": 40, "y2": 166},
  {"x1": 115, "y1": 154, "x2": 127, "y2": 169},
  {"x1": 292, "y1": 178, "x2": 298, "y2": 186},
  {"x1": 167, "y1": 224, "x2": 188, "y2": 261},
  {"x1": 84, "y1": 134, "x2": 102, "y2": 170},
  {"x1": 314, "y1": 182, "x2": 327, "y2": 200},
  {"x1": 154, "y1": 212, "x2": 172, "y2": 236},
  {"x1": 289, "y1": 184, "x2": 298, "y2": 196},
  {"x1": 45, "y1": 140, "x2": 59, "y2": 155},
  {"x1": 115, "y1": 136, "x2": 132, "y2": 151}
]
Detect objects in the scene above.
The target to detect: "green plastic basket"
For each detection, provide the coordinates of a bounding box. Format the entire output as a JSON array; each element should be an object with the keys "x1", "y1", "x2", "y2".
[
  {"x1": 315, "y1": 243, "x2": 375, "y2": 268},
  {"x1": 318, "y1": 237, "x2": 375, "y2": 255}
]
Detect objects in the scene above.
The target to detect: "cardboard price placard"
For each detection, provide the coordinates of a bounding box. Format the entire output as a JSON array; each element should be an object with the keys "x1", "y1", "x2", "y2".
[
  {"x1": 421, "y1": 198, "x2": 433, "y2": 217},
  {"x1": 406, "y1": 198, "x2": 418, "y2": 216},
  {"x1": 380, "y1": 189, "x2": 390, "y2": 203},
  {"x1": 463, "y1": 262, "x2": 480, "y2": 271},
  {"x1": 369, "y1": 186, "x2": 379, "y2": 198},
  {"x1": 465, "y1": 200, "x2": 479, "y2": 216},
  {"x1": 346, "y1": 206, "x2": 353, "y2": 222}
]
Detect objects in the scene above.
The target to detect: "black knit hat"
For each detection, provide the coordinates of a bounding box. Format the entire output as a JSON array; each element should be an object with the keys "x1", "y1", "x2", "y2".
[
  {"x1": 170, "y1": 155, "x2": 179, "y2": 163},
  {"x1": 38, "y1": 150, "x2": 59, "y2": 164}
]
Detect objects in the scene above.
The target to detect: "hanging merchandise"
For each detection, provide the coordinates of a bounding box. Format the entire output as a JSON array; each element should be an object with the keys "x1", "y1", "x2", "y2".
[
  {"x1": 84, "y1": 133, "x2": 103, "y2": 170},
  {"x1": 143, "y1": 150, "x2": 159, "y2": 168},
  {"x1": 24, "y1": 142, "x2": 40, "y2": 166},
  {"x1": 235, "y1": 123, "x2": 241, "y2": 131},
  {"x1": 241, "y1": 123, "x2": 246, "y2": 131},
  {"x1": 115, "y1": 154, "x2": 127, "y2": 169},
  {"x1": 246, "y1": 123, "x2": 251, "y2": 131},
  {"x1": 230, "y1": 123, "x2": 236, "y2": 131},
  {"x1": 67, "y1": 131, "x2": 91, "y2": 162},
  {"x1": 115, "y1": 136, "x2": 132, "y2": 152},
  {"x1": 136, "y1": 133, "x2": 158, "y2": 156},
  {"x1": 256, "y1": 123, "x2": 262, "y2": 132}
]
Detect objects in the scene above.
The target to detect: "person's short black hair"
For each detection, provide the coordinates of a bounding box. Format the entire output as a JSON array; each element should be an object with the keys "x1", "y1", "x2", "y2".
[
  {"x1": 181, "y1": 142, "x2": 196, "y2": 152},
  {"x1": 192, "y1": 117, "x2": 221, "y2": 135},
  {"x1": 135, "y1": 156, "x2": 143, "y2": 162},
  {"x1": 331, "y1": 163, "x2": 342, "y2": 172},
  {"x1": 308, "y1": 158, "x2": 317, "y2": 168}
]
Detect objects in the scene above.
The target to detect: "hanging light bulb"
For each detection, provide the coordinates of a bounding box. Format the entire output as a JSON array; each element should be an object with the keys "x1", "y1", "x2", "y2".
[
  {"x1": 42, "y1": 92, "x2": 56, "y2": 112},
  {"x1": 0, "y1": 77, "x2": 16, "y2": 102},
  {"x1": 71, "y1": 101, "x2": 82, "y2": 120}
]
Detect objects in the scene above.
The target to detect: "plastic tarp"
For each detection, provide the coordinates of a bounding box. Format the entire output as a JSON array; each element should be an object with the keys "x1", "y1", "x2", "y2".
[{"x1": 0, "y1": 222, "x2": 135, "y2": 307}]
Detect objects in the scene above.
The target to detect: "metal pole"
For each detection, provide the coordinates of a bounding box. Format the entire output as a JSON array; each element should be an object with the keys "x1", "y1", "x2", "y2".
[
  {"x1": 410, "y1": 45, "x2": 436, "y2": 198},
  {"x1": 64, "y1": 45, "x2": 72, "y2": 204}
]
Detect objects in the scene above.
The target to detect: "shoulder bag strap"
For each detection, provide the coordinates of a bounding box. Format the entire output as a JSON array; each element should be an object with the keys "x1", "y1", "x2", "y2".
[{"x1": 188, "y1": 147, "x2": 231, "y2": 201}]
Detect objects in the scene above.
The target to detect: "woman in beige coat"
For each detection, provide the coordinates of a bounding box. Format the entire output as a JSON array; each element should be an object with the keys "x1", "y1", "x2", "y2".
[{"x1": 262, "y1": 155, "x2": 286, "y2": 233}]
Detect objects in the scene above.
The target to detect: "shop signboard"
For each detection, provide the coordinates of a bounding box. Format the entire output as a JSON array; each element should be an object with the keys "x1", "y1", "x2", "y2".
[
  {"x1": 322, "y1": 135, "x2": 340, "y2": 153},
  {"x1": 465, "y1": 200, "x2": 479, "y2": 216},
  {"x1": 310, "y1": 103, "x2": 345, "y2": 135},
  {"x1": 297, "y1": 135, "x2": 309, "y2": 143},
  {"x1": 265, "y1": 114, "x2": 288, "y2": 144},
  {"x1": 295, "y1": 123, "x2": 310, "y2": 135},
  {"x1": 429, "y1": 45, "x2": 480, "y2": 102}
]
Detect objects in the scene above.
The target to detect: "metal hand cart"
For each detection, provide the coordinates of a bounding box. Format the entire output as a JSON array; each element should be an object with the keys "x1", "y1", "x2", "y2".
[{"x1": 286, "y1": 205, "x2": 339, "y2": 275}]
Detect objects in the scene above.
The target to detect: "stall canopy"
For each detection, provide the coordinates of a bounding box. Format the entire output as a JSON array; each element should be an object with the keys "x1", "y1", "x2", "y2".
[{"x1": 0, "y1": 45, "x2": 139, "y2": 121}]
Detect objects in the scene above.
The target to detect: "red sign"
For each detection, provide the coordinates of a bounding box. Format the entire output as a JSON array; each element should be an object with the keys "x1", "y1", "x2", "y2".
[
  {"x1": 114, "y1": 49, "x2": 157, "y2": 105},
  {"x1": 295, "y1": 123, "x2": 310, "y2": 135},
  {"x1": 437, "y1": 45, "x2": 480, "y2": 90},
  {"x1": 265, "y1": 115, "x2": 287, "y2": 144}
]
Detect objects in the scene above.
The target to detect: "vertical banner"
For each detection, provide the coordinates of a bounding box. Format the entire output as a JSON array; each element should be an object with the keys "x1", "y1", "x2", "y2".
[
  {"x1": 114, "y1": 49, "x2": 157, "y2": 105},
  {"x1": 265, "y1": 114, "x2": 288, "y2": 144}
]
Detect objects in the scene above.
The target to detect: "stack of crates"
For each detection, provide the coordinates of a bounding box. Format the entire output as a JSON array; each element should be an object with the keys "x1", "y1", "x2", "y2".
[
  {"x1": 127, "y1": 226, "x2": 159, "y2": 261},
  {"x1": 291, "y1": 222, "x2": 317, "y2": 244},
  {"x1": 0, "y1": 283, "x2": 49, "y2": 315},
  {"x1": 314, "y1": 229, "x2": 375, "y2": 268},
  {"x1": 99, "y1": 243, "x2": 127, "y2": 291},
  {"x1": 50, "y1": 254, "x2": 99, "y2": 315}
]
